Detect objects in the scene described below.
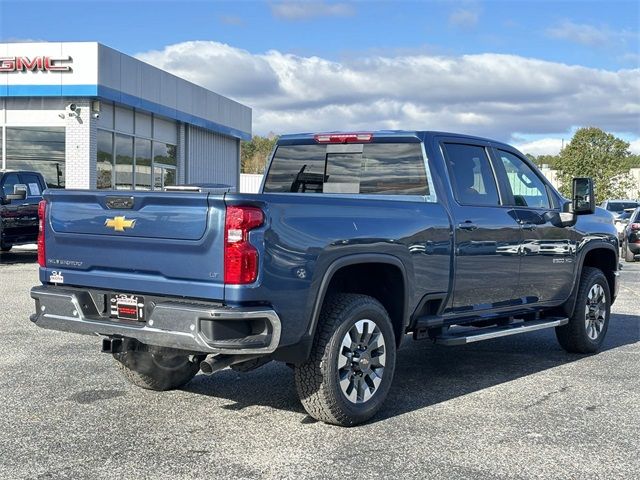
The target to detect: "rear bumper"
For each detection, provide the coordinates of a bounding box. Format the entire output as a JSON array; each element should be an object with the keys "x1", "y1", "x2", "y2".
[{"x1": 30, "y1": 285, "x2": 281, "y2": 355}]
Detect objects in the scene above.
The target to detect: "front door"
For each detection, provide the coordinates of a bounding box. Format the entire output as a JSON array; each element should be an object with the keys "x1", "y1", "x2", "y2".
[
  {"x1": 441, "y1": 141, "x2": 523, "y2": 312},
  {"x1": 492, "y1": 149, "x2": 576, "y2": 304},
  {"x1": 0, "y1": 173, "x2": 24, "y2": 244}
]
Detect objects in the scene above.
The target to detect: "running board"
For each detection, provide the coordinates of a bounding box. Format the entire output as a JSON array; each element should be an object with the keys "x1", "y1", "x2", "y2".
[{"x1": 434, "y1": 318, "x2": 569, "y2": 346}]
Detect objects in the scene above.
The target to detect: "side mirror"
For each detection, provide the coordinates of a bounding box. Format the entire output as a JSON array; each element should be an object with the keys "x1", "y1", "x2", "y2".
[
  {"x1": 6, "y1": 184, "x2": 28, "y2": 202},
  {"x1": 572, "y1": 177, "x2": 595, "y2": 215}
]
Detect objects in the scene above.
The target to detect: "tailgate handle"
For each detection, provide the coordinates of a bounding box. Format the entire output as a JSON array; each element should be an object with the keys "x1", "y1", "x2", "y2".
[{"x1": 106, "y1": 196, "x2": 135, "y2": 209}]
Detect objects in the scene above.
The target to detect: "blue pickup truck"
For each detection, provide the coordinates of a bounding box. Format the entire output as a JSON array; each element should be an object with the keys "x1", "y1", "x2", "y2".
[{"x1": 30, "y1": 131, "x2": 619, "y2": 426}]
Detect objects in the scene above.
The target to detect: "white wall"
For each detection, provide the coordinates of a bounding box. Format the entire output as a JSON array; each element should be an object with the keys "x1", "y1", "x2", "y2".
[{"x1": 240, "y1": 174, "x2": 263, "y2": 193}]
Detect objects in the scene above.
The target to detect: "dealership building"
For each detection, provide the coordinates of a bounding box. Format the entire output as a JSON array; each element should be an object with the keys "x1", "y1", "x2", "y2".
[{"x1": 0, "y1": 42, "x2": 251, "y2": 190}]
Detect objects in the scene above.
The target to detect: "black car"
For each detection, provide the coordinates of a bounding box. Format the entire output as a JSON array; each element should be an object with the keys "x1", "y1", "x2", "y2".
[
  {"x1": 0, "y1": 170, "x2": 47, "y2": 252},
  {"x1": 622, "y1": 207, "x2": 640, "y2": 262}
]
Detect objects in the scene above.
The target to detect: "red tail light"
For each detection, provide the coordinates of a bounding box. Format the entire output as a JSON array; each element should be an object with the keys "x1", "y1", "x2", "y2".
[
  {"x1": 224, "y1": 206, "x2": 264, "y2": 284},
  {"x1": 630, "y1": 223, "x2": 640, "y2": 231},
  {"x1": 314, "y1": 132, "x2": 373, "y2": 143},
  {"x1": 37, "y1": 200, "x2": 47, "y2": 267}
]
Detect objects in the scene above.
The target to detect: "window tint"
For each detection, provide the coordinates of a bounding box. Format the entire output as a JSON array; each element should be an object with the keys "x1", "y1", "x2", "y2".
[
  {"x1": 263, "y1": 143, "x2": 429, "y2": 195},
  {"x1": 2, "y1": 173, "x2": 21, "y2": 196},
  {"x1": 443, "y1": 143, "x2": 499, "y2": 206},
  {"x1": 607, "y1": 202, "x2": 638, "y2": 212},
  {"x1": 497, "y1": 150, "x2": 550, "y2": 209},
  {"x1": 20, "y1": 173, "x2": 43, "y2": 196}
]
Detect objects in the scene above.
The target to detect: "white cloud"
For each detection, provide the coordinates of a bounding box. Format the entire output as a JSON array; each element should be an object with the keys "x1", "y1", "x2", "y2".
[
  {"x1": 513, "y1": 138, "x2": 565, "y2": 157},
  {"x1": 630, "y1": 139, "x2": 640, "y2": 154},
  {"x1": 270, "y1": 2, "x2": 355, "y2": 21},
  {"x1": 136, "y1": 41, "x2": 640, "y2": 143},
  {"x1": 546, "y1": 20, "x2": 637, "y2": 48},
  {"x1": 449, "y1": 8, "x2": 479, "y2": 28}
]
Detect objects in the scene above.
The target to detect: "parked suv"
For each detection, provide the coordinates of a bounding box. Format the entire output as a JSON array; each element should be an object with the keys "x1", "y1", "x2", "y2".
[{"x1": 0, "y1": 170, "x2": 47, "y2": 252}]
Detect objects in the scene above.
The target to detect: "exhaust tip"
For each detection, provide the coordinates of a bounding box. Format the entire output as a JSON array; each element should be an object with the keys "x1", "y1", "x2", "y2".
[{"x1": 200, "y1": 357, "x2": 215, "y2": 375}]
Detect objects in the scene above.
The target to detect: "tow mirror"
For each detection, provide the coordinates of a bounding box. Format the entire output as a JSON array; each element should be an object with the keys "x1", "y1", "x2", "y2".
[
  {"x1": 6, "y1": 184, "x2": 28, "y2": 202},
  {"x1": 572, "y1": 177, "x2": 595, "y2": 215}
]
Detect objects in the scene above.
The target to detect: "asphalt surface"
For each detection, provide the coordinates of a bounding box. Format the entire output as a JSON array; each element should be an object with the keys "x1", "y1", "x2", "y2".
[{"x1": 1, "y1": 246, "x2": 639, "y2": 479}]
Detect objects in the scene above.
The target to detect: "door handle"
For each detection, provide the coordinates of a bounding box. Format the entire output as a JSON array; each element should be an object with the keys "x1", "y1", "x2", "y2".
[
  {"x1": 458, "y1": 221, "x2": 478, "y2": 231},
  {"x1": 521, "y1": 223, "x2": 537, "y2": 231}
]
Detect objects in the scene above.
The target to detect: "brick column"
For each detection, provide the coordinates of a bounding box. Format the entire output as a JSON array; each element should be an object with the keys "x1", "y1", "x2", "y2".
[{"x1": 64, "y1": 98, "x2": 97, "y2": 189}]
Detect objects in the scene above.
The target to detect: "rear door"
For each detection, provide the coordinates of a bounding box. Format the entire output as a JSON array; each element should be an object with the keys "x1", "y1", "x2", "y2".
[
  {"x1": 491, "y1": 148, "x2": 576, "y2": 303},
  {"x1": 440, "y1": 140, "x2": 523, "y2": 312}
]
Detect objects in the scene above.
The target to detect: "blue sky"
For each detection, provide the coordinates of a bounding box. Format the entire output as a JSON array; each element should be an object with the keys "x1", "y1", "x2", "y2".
[{"x1": 1, "y1": 1, "x2": 639, "y2": 154}]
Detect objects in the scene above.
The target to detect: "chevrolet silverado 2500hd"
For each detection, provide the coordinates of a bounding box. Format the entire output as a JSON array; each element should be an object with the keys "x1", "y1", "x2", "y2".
[{"x1": 30, "y1": 131, "x2": 619, "y2": 426}]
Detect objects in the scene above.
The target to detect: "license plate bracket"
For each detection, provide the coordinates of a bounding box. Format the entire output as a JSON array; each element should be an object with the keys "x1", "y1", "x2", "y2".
[{"x1": 110, "y1": 294, "x2": 144, "y2": 322}]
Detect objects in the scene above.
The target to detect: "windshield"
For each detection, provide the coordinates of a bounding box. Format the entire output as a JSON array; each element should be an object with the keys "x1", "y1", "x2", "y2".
[{"x1": 263, "y1": 143, "x2": 429, "y2": 196}]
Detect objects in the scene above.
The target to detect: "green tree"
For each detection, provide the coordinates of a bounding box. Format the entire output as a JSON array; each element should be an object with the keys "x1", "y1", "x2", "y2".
[
  {"x1": 555, "y1": 127, "x2": 636, "y2": 203},
  {"x1": 241, "y1": 134, "x2": 278, "y2": 174}
]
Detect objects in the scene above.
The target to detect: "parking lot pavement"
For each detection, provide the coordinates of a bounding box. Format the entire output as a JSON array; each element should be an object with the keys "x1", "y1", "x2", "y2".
[{"x1": 0, "y1": 254, "x2": 638, "y2": 480}]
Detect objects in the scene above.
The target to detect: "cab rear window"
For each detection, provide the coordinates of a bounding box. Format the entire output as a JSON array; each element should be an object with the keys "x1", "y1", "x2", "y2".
[{"x1": 263, "y1": 143, "x2": 429, "y2": 196}]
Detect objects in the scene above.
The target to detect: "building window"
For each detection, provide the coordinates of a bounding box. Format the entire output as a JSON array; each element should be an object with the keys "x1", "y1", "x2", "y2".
[
  {"x1": 153, "y1": 141, "x2": 176, "y2": 190},
  {"x1": 5, "y1": 127, "x2": 65, "y2": 188},
  {"x1": 97, "y1": 130, "x2": 113, "y2": 189},
  {"x1": 115, "y1": 134, "x2": 134, "y2": 190},
  {"x1": 135, "y1": 138, "x2": 152, "y2": 190}
]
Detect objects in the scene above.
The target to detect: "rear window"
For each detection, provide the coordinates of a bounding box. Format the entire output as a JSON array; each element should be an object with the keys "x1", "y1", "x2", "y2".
[
  {"x1": 607, "y1": 202, "x2": 638, "y2": 212},
  {"x1": 263, "y1": 143, "x2": 429, "y2": 196}
]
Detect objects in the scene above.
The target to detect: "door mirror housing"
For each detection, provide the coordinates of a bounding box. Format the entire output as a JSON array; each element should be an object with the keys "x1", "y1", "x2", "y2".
[
  {"x1": 572, "y1": 177, "x2": 595, "y2": 215},
  {"x1": 5, "y1": 184, "x2": 28, "y2": 202}
]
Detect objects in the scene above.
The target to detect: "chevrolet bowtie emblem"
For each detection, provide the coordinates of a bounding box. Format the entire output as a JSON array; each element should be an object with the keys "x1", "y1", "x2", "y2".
[{"x1": 105, "y1": 216, "x2": 136, "y2": 232}]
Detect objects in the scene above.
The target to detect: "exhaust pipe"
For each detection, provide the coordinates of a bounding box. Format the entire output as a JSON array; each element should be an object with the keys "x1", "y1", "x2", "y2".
[{"x1": 200, "y1": 354, "x2": 263, "y2": 375}]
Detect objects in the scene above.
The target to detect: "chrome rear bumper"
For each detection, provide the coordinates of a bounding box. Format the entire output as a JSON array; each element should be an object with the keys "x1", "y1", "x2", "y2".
[{"x1": 30, "y1": 285, "x2": 281, "y2": 355}]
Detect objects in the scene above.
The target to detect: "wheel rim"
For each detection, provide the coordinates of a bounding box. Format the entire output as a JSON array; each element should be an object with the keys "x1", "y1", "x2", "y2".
[
  {"x1": 337, "y1": 319, "x2": 386, "y2": 404},
  {"x1": 584, "y1": 284, "x2": 607, "y2": 340}
]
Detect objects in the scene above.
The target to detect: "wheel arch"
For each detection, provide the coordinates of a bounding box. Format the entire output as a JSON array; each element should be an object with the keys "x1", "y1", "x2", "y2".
[
  {"x1": 564, "y1": 242, "x2": 619, "y2": 316},
  {"x1": 308, "y1": 254, "x2": 409, "y2": 350}
]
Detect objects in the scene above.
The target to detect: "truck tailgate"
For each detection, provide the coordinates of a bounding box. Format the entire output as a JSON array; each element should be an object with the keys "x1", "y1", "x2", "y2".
[{"x1": 41, "y1": 190, "x2": 226, "y2": 300}]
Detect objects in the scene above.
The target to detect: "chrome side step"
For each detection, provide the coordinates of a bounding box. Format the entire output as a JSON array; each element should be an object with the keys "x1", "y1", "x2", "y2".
[{"x1": 434, "y1": 318, "x2": 569, "y2": 346}]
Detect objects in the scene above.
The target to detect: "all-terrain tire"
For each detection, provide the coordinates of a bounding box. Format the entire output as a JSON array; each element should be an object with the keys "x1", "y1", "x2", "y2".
[
  {"x1": 294, "y1": 294, "x2": 396, "y2": 427},
  {"x1": 113, "y1": 349, "x2": 201, "y2": 391},
  {"x1": 556, "y1": 267, "x2": 610, "y2": 354}
]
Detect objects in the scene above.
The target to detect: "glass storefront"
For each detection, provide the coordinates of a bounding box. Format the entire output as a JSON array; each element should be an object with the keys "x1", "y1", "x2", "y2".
[
  {"x1": 134, "y1": 138, "x2": 152, "y2": 190},
  {"x1": 97, "y1": 130, "x2": 113, "y2": 190},
  {"x1": 4, "y1": 127, "x2": 65, "y2": 188},
  {"x1": 96, "y1": 106, "x2": 177, "y2": 190}
]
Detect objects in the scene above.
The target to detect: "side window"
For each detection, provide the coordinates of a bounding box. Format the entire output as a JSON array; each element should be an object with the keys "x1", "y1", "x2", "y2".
[
  {"x1": 443, "y1": 143, "x2": 500, "y2": 206},
  {"x1": 20, "y1": 173, "x2": 43, "y2": 197},
  {"x1": 497, "y1": 150, "x2": 550, "y2": 209},
  {"x1": 1, "y1": 173, "x2": 20, "y2": 196}
]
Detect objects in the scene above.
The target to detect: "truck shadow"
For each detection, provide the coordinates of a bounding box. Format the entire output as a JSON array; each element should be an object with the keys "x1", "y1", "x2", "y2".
[
  {"x1": 0, "y1": 249, "x2": 38, "y2": 265},
  {"x1": 183, "y1": 312, "x2": 640, "y2": 424}
]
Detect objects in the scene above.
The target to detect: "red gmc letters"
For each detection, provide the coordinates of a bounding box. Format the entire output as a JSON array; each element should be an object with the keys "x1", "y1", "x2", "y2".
[{"x1": 0, "y1": 56, "x2": 73, "y2": 72}]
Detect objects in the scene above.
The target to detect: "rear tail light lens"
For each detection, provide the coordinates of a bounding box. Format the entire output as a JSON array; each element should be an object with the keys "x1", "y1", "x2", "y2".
[
  {"x1": 314, "y1": 132, "x2": 373, "y2": 143},
  {"x1": 631, "y1": 223, "x2": 640, "y2": 231},
  {"x1": 224, "y1": 206, "x2": 264, "y2": 284},
  {"x1": 37, "y1": 200, "x2": 47, "y2": 267}
]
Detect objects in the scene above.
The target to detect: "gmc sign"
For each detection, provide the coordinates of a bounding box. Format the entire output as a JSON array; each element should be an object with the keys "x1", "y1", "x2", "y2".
[{"x1": 0, "y1": 56, "x2": 73, "y2": 73}]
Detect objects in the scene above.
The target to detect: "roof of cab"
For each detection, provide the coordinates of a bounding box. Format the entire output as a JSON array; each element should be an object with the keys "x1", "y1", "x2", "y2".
[{"x1": 276, "y1": 130, "x2": 516, "y2": 150}]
